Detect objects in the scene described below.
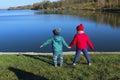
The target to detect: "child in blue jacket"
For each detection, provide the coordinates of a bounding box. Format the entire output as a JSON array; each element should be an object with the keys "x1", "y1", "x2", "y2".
[{"x1": 40, "y1": 28, "x2": 68, "y2": 67}]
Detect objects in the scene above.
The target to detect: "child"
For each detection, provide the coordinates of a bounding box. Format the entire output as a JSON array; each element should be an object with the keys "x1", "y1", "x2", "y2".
[
  {"x1": 68, "y1": 24, "x2": 94, "y2": 66},
  {"x1": 40, "y1": 28, "x2": 68, "y2": 67}
]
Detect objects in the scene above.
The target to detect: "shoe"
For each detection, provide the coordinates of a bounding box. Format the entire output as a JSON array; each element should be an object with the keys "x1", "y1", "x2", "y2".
[
  {"x1": 73, "y1": 63, "x2": 76, "y2": 66},
  {"x1": 88, "y1": 63, "x2": 91, "y2": 66}
]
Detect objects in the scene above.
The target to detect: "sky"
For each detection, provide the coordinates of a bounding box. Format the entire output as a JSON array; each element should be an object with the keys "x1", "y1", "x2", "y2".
[{"x1": 0, "y1": 0, "x2": 58, "y2": 9}]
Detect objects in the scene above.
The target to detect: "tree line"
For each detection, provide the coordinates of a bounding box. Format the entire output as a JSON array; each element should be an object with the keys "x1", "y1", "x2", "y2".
[{"x1": 8, "y1": 0, "x2": 120, "y2": 10}]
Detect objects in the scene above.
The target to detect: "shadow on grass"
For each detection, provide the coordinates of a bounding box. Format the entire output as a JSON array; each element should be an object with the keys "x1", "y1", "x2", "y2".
[
  {"x1": 8, "y1": 67, "x2": 48, "y2": 80},
  {"x1": 23, "y1": 55, "x2": 53, "y2": 66}
]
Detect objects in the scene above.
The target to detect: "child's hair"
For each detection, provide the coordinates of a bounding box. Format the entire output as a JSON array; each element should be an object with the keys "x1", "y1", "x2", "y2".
[{"x1": 53, "y1": 28, "x2": 61, "y2": 35}]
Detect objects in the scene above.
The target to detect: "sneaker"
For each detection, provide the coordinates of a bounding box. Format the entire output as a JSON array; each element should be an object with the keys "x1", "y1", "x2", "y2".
[
  {"x1": 88, "y1": 63, "x2": 91, "y2": 66},
  {"x1": 73, "y1": 63, "x2": 76, "y2": 66}
]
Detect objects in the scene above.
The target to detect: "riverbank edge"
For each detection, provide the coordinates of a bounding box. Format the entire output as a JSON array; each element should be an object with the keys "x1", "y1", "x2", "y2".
[{"x1": 0, "y1": 52, "x2": 120, "y2": 55}]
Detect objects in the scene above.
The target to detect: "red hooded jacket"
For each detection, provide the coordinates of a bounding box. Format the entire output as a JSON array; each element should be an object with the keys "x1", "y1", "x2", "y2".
[{"x1": 69, "y1": 33, "x2": 94, "y2": 50}]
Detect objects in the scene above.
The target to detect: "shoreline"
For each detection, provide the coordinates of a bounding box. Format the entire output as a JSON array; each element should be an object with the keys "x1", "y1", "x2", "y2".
[{"x1": 0, "y1": 52, "x2": 120, "y2": 55}]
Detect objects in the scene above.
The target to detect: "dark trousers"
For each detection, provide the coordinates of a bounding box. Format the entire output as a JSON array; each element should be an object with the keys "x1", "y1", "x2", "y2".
[{"x1": 73, "y1": 49, "x2": 90, "y2": 64}]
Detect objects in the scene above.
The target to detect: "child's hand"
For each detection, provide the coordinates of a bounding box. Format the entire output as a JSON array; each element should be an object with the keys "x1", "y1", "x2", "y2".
[{"x1": 40, "y1": 45, "x2": 43, "y2": 48}]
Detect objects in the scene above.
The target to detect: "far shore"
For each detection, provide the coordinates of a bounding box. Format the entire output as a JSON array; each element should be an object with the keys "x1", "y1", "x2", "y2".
[{"x1": 0, "y1": 52, "x2": 120, "y2": 55}]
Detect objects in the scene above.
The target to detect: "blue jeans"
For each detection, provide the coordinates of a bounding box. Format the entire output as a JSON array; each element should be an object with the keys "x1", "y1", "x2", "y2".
[
  {"x1": 53, "y1": 54, "x2": 63, "y2": 65},
  {"x1": 73, "y1": 49, "x2": 90, "y2": 64}
]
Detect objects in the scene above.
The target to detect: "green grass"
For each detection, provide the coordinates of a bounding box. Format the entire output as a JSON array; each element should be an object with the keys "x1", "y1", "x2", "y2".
[{"x1": 0, "y1": 54, "x2": 120, "y2": 80}]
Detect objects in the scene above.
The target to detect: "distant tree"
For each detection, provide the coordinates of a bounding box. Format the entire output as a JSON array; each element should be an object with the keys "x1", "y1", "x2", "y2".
[
  {"x1": 43, "y1": 1, "x2": 52, "y2": 9},
  {"x1": 53, "y1": 1, "x2": 63, "y2": 8},
  {"x1": 32, "y1": 2, "x2": 41, "y2": 10},
  {"x1": 8, "y1": 0, "x2": 120, "y2": 10}
]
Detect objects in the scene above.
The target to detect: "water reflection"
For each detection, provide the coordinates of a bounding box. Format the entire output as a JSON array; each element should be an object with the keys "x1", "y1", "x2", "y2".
[
  {"x1": 35, "y1": 10, "x2": 120, "y2": 28},
  {"x1": 80, "y1": 11, "x2": 120, "y2": 28}
]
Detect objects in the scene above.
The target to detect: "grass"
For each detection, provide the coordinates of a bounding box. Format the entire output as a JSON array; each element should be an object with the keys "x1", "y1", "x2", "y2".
[{"x1": 0, "y1": 54, "x2": 120, "y2": 80}]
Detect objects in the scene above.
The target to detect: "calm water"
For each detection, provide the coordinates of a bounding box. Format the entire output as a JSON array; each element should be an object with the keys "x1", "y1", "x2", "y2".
[{"x1": 0, "y1": 10, "x2": 120, "y2": 52}]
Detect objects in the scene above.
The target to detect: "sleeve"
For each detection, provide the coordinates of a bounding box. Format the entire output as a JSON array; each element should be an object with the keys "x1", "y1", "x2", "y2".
[
  {"x1": 62, "y1": 37, "x2": 68, "y2": 48},
  {"x1": 42, "y1": 38, "x2": 53, "y2": 46},
  {"x1": 86, "y1": 35, "x2": 94, "y2": 50},
  {"x1": 69, "y1": 34, "x2": 77, "y2": 47}
]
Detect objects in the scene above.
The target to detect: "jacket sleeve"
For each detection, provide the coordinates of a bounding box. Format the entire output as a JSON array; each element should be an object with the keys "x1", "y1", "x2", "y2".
[
  {"x1": 42, "y1": 38, "x2": 53, "y2": 46},
  {"x1": 86, "y1": 35, "x2": 94, "y2": 50},
  {"x1": 62, "y1": 37, "x2": 68, "y2": 48},
  {"x1": 69, "y1": 34, "x2": 77, "y2": 47}
]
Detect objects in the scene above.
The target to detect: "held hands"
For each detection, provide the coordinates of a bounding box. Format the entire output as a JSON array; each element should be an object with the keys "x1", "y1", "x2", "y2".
[{"x1": 68, "y1": 46, "x2": 71, "y2": 49}]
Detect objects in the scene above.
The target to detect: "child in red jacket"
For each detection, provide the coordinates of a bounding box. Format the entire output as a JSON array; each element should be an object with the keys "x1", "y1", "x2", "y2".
[{"x1": 69, "y1": 24, "x2": 94, "y2": 66}]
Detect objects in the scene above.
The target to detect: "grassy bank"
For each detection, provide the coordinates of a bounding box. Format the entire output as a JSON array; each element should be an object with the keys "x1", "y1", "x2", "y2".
[{"x1": 0, "y1": 54, "x2": 120, "y2": 80}]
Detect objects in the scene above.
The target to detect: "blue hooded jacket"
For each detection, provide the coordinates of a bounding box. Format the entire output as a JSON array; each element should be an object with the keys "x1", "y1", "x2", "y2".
[{"x1": 42, "y1": 35, "x2": 68, "y2": 54}]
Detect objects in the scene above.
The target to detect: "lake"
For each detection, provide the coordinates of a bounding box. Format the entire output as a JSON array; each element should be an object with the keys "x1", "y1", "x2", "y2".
[{"x1": 0, "y1": 10, "x2": 120, "y2": 52}]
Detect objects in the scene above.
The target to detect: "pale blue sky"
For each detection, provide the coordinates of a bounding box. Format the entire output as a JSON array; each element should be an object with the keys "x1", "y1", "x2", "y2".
[{"x1": 0, "y1": 0, "x2": 58, "y2": 9}]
